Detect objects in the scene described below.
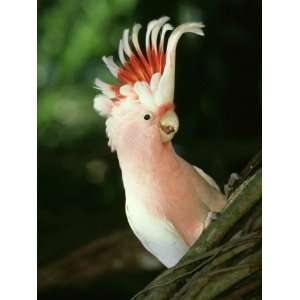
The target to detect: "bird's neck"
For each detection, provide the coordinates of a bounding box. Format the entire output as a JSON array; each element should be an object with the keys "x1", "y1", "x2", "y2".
[{"x1": 116, "y1": 141, "x2": 181, "y2": 187}]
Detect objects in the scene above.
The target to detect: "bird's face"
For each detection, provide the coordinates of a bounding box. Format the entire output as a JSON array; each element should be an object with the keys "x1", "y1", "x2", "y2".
[{"x1": 104, "y1": 99, "x2": 179, "y2": 152}]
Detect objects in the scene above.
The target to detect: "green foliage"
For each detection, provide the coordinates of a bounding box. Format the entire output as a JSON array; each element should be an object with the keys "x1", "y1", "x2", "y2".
[
  {"x1": 38, "y1": 0, "x2": 137, "y2": 84},
  {"x1": 38, "y1": 0, "x2": 137, "y2": 149}
]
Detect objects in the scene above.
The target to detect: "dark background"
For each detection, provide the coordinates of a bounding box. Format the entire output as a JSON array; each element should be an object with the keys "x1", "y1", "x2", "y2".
[{"x1": 38, "y1": 0, "x2": 261, "y2": 299}]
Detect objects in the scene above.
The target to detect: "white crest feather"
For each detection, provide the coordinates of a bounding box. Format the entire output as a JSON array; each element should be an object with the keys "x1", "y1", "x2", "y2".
[
  {"x1": 134, "y1": 81, "x2": 156, "y2": 111},
  {"x1": 151, "y1": 16, "x2": 170, "y2": 53},
  {"x1": 122, "y1": 28, "x2": 133, "y2": 57},
  {"x1": 159, "y1": 23, "x2": 173, "y2": 51},
  {"x1": 102, "y1": 56, "x2": 120, "y2": 78},
  {"x1": 132, "y1": 23, "x2": 143, "y2": 54},
  {"x1": 150, "y1": 73, "x2": 161, "y2": 93},
  {"x1": 94, "y1": 94, "x2": 114, "y2": 117},
  {"x1": 118, "y1": 40, "x2": 126, "y2": 65},
  {"x1": 94, "y1": 78, "x2": 116, "y2": 98},
  {"x1": 155, "y1": 22, "x2": 205, "y2": 105}
]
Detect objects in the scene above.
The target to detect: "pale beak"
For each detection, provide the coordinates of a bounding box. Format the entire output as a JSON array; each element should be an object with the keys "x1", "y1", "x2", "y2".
[{"x1": 159, "y1": 110, "x2": 179, "y2": 143}]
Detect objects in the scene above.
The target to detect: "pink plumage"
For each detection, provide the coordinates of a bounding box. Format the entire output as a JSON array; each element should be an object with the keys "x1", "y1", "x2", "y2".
[{"x1": 94, "y1": 17, "x2": 226, "y2": 268}]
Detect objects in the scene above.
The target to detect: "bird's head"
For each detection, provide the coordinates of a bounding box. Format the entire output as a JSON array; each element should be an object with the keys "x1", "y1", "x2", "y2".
[{"x1": 93, "y1": 17, "x2": 204, "y2": 152}]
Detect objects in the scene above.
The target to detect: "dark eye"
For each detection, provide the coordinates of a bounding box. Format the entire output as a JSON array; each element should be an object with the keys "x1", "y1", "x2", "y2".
[{"x1": 144, "y1": 113, "x2": 151, "y2": 120}]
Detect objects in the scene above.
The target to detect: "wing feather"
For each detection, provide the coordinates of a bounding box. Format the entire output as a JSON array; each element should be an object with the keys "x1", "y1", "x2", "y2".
[{"x1": 193, "y1": 165, "x2": 221, "y2": 191}]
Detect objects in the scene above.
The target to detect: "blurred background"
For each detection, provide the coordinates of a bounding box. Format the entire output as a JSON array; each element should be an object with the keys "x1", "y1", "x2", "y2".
[{"x1": 38, "y1": 0, "x2": 261, "y2": 299}]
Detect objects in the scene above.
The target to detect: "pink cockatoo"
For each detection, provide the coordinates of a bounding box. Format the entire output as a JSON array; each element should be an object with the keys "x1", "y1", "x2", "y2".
[{"x1": 93, "y1": 17, "x2": 226, "y2": 268}]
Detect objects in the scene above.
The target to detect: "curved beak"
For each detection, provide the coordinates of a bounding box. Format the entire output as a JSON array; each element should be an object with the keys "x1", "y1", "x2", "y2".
[{"x1": 159, "y1": 110, "x2": 179, "y2": 143}]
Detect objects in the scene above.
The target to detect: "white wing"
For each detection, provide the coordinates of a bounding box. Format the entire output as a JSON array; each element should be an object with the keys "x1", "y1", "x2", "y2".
[
  {"x1": 125, "y1": 201, "x2": 188, "y2": 268},
  {"x1": 193, "y1": 165, "x2": 221, "y2": 191}
]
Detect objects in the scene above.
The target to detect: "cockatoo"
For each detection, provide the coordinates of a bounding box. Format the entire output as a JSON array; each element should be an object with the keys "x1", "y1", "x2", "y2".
[{"x1": 93, "y1": 17, "x2": 226, "y2": 268}]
